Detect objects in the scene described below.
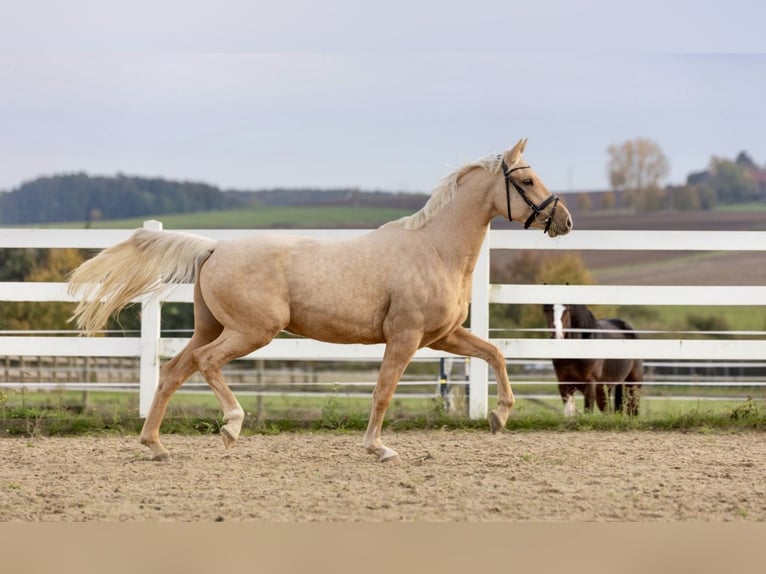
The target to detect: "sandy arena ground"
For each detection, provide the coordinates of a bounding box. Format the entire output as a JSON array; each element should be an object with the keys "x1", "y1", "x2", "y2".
[{"x1": 1, "y1": 430, "x2": 764, "y2": 521}]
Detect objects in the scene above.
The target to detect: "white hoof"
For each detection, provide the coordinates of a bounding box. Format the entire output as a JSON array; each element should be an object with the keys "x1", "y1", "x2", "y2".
[
  {"x1": 379, "y1": 447, "x2": 401, "y2": 464},
  {"x1": 221, "y1": 408, "x2": 244, "y2": 448},
  {"x1": 563, "y1": 395, "x2": 577, "y2": 417}
]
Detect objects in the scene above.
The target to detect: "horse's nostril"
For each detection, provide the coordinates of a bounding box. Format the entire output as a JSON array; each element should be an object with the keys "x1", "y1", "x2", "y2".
[{"x1": 566, "y1": 216, "x2": 573, "y2": 229}]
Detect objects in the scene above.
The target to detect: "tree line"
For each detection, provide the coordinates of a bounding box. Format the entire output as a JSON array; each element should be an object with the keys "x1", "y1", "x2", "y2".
[
  {"x1": 0, "y1": 173, "x2": 427, "y2": 226},
  {"x1": 598, "y1": 138, "x2": 766, "y2": 212},
  {"x1": 0, "y1": 173, "x2": 236, "y2": 225},
  {"x1": 2, "y1": 143, "x2": 762, "y2": 225}
]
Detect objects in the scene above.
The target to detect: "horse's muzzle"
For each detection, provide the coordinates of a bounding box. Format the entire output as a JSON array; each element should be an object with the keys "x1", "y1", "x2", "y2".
[{"x1": 546, "y1": 212, "x2": 573, "y2": 238}]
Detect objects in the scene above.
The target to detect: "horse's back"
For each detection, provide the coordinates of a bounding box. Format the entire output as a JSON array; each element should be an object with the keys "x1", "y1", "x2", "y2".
[
  {"x1": 598, "y1": 318, "x2": 638, "y2": 339},
  {"x1": 195, "y1": 228, "x2": 456, "y2": 345},
  {"x1": 597, "y1": 317, "x2": 643, "y2": 380}
]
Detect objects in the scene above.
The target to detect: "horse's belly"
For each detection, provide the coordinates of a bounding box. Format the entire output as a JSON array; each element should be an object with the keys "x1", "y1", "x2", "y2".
[
  {"x1": 601, "y1": 359, "x2": 633, "y2": 382},
  {"x1": 286, "y1": 304, "x2": 386, "y2": 345},
  {"x1": 286, "y1": 321, "x2": 384, "y2": 345}
]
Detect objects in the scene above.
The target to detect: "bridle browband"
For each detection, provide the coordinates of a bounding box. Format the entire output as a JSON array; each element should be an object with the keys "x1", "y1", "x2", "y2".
[{"x1": 501, "y1": 158, "x2": 560, "y2": 233}]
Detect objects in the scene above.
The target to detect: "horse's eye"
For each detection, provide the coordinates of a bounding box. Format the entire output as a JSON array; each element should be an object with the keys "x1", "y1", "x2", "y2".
[{"x1": 523, "y1": 179, "x2": 533, "y2": 186}]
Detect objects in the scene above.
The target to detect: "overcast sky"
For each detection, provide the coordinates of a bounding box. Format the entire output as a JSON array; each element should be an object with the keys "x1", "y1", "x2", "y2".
[{"x1": 1, "y1": 1, "x2": 765, "y2": 194}]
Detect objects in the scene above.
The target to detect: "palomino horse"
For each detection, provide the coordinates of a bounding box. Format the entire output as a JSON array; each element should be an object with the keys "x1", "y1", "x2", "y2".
[
  {"x1": 542, "y1": 303, "x2": 642, "y2": 416},
  {"x1": 68, "y1": 139, "x2": 572, "y2": 462}
]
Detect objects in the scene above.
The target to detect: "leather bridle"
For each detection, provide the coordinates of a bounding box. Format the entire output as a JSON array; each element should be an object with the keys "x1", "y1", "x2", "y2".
[{"x1": 501, "y1": 159, "x2": 560, "y2": 233}]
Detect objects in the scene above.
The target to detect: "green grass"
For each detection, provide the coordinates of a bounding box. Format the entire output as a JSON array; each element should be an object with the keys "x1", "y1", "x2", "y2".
[
  {"x1": 47, "y1": 205, "x2": 414, "y2": 230},
  {"x1": 2, "y1": 388, "x2": 764, "y2": 437},
  {"x1": 717, "y1": 202, "x2": 766, "y2": 213},
  {"x1": 615, "y1": 304, "x2": 766, "y2": 334}
]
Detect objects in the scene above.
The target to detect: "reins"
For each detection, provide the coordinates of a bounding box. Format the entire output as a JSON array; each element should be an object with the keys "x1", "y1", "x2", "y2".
[{"x1": 501, "y1": 159, "x2": 560, "y2": 233}]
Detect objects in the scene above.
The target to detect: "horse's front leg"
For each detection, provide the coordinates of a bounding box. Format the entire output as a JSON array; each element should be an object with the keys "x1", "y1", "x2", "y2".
[
  {"x1": 430, "y1": 327, "x2": 514, "y2": 433},
  {"x1": 582, "y1": 382, "x2": 597, "y2": 412},
  {"x1": 558, "y1": 384, "x2": 578, "y2": 416},
  {"x1": 595, "y1": 383, "x2": 610, "y2": 412},
  {"x1": 363, "y1": 332, "x2": 421, "y2": 463}
]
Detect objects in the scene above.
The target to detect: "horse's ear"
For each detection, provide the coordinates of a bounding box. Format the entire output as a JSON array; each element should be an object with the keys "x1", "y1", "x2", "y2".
[{"x1": 505, "y1": 138, "x2": 528, "y2": 166}]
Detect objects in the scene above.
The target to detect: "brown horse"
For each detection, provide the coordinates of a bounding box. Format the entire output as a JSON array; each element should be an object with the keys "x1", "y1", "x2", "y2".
[
  {"x1": 542, "y1": 303, "x2": 642, "y2": 416},
  {"x1": 68, "y1": 139, "x2": 572, "y2": 462}
]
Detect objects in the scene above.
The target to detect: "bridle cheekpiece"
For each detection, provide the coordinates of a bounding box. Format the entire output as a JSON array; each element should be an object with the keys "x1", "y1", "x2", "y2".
[{"x1": 500, "y1": 158, "x2": 560, "y2": 233}]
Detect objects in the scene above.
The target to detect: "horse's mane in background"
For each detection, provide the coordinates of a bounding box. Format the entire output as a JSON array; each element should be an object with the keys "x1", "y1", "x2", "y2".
[
  {"x1": 569, "y1": 305, "x2": 599, "y2": 338},
  {"x1": 384, "y1": 155, "x2": 503, "y2": 231}
]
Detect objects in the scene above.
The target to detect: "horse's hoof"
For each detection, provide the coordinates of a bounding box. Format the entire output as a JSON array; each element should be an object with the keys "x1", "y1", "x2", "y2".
[
  {"x1": 221, "y1": 426, "x2": 238, "y2": 449},
  {"x1": 376, "y1": 445, "x2": 401, "y2": 463},
  {"x1": 488, "y1": 411, "x2": 504, "y2": 434},
  {"x1": 142, "y1": 439, "x2": 171, "y2": 461},
  {"x1": 380, "y1": 453, "x2": 401, "y2": 464}
]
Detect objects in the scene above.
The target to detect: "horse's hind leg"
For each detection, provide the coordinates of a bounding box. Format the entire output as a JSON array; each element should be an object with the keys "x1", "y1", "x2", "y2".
[
  {"x1": 140, "y1": 337, "x2": 213, "y2": 460},
  {"x1": 140, "y1": 288, "x2": 223, "y2": 460},
  {"x1": 623, "y1": 361, "x2": 643, "y2": 416},
  {"x1": 191, "y1": 328, "x2": 272, "y2": 449},
  {"x1": 614, "y1": 383, "x2": 624, "y2": 413}
]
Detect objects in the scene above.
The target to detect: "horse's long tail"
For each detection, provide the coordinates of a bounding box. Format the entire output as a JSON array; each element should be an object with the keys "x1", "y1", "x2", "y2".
[{"x1": 68, "y1": 228, "x2": 217, "y2": 335}]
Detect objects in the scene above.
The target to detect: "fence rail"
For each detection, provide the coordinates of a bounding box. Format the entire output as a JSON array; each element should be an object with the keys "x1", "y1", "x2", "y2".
[{"x1": 1, "y1": 221, "x2": 764, "y2": 418}]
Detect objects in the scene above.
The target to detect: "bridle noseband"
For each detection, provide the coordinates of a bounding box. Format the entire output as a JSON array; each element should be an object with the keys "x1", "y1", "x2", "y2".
[{"x1": 501, "y1": 159, "x2": 560, "y2": 233}]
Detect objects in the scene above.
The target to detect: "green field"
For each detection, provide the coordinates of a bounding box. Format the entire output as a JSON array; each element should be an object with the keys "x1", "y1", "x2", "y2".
[
  {"x1": 717, "y1": 202, "x2": 766, "y2": 213},
  {"x1": 51, "y1": 205, "x2": 414, "y2": 230},
  {"x1": 615, "y1": 305, "x2": 766, "y2": 334}
]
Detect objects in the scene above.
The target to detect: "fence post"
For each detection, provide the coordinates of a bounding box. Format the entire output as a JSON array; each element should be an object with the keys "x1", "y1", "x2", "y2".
[
  {"x1": 468, "y1": 234, "x2": 490, "y2": 419},
  {"x1": 139, "y1": 220, "x2": 163, "y2": 417}
]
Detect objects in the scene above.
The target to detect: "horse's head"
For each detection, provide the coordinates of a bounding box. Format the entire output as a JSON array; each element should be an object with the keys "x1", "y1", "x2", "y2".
[
  {"x1": 499, "y1": 139, "x2": 573, "y2": 238},
  {"x1": 543, "y1": 303, "x2": 570, "y2": 339},
  {"x1": 543, "y1": 303, "x2": 597, "y2": 339}
]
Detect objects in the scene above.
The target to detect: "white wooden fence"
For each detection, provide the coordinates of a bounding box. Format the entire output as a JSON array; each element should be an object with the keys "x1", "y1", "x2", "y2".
[{"x1": 0, "y1": 221, "x2": 764, "y2": 418}]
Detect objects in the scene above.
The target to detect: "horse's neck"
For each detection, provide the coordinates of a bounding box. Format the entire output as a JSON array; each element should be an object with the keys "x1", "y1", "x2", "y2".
[
  {"x1": 571, "y1": 306, "x2": 598, "y2": 338},
  {"x1": 420, "y1": 171, "x2": 496, "y2": 276}
]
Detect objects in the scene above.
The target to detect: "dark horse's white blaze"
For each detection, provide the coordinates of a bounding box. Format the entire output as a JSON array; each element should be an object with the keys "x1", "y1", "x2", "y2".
[{"x1": 68, "y1": 140, "x2": 573, "y2": 462}]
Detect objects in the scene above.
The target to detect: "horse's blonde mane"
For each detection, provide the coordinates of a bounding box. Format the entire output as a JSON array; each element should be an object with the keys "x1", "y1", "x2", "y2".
[{"x1": 384, "y1": 155, "x2": 504, "y2": 231}]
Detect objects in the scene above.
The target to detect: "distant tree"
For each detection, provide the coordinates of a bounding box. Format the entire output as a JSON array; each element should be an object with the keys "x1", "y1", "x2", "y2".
[
  {"x1": 606, "y1": 138, "x2": 670, "y2": 211},
  {"x1": 668, "y1": 185, "x2": 701, "y2": 211},
  {"x1": 0, "y1": 248, "x2": 85, "y2": 331},
  {"x1": 489, "y1": 251, "x2": 594, "y2": 334},
  {"x1": 0, "y1": 174, "x2": 231, "y2": 225},
  {"x1": 708, "y1": 158, "x2": 758, "y2": 204},
  {"x1": 686, "y1": 169, "x2": 711, "y2": 186},
  {"x1": 636, "y1": 186, "x2": 668, "y2": 211},
  {"x1": 576, "y1": 193, "x2": 592, "y2": 212},
  {"x1": 491, "y1": 251, "x2": 542, "y2": 286},
  {"x1": 0, "y1": 249, "x2": 38, "y2": 281},
  {"x1": 735, "y1": 151, "x2": 758, "y2": 170},
  {"x1": 687, "y1": 313, "x2": 731, "y2": 337},
  {"x1": 600, "y1": 190, "x2": 616, "y2": 210},
  {"x1": 536, "y1": 253, "x2": 594, "y2": 286},
  {"x1": 107, "y1": 302, "x2": 194, "y2": 336},
  {"x1": 694, "y1": 183, "x2": 717, "y2": 210}
]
